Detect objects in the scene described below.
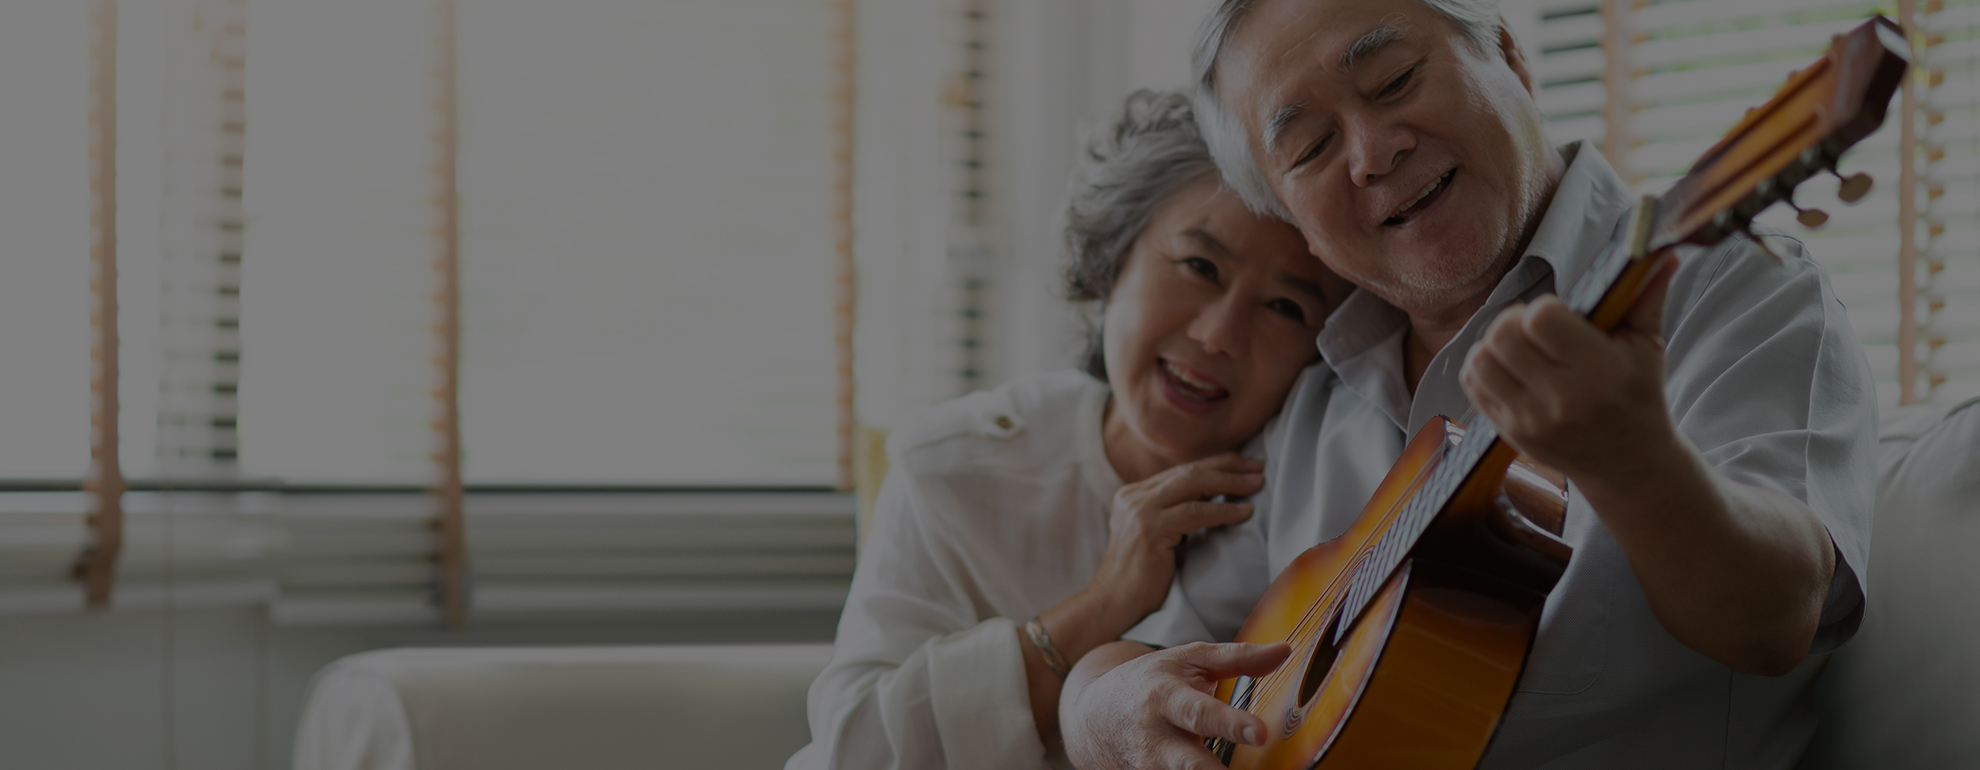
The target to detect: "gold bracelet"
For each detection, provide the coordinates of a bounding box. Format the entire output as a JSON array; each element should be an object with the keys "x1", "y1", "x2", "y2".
[{"x1": 1025, "y1": 616, "x2": 1072, "y2": 680}]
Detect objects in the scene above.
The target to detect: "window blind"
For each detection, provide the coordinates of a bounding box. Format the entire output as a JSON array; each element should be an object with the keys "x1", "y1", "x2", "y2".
[
  {"x1": 236, "y1": 0, "x2": 443, "y2": 484},
  {"x1": 151, "y1": 0, "x2": 251, "y2": 476},
  {"x1": 235, "y1": 0, "x2": 846, "y2": 486},
  {"x1": 1917, "y1": 0, "x2": 1980, "y2": 404},
  {"x1": 1514, "y1": 0, "x2": 1975, "y2": 408},
  {"x1": 448, "y1": 0, "x2": 842, "y2": 485}
]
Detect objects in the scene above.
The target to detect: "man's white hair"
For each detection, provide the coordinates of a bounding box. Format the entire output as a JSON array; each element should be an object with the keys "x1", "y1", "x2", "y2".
[{"x1": 1191, "y1": 0, "x2": 1505, "y2": 219}]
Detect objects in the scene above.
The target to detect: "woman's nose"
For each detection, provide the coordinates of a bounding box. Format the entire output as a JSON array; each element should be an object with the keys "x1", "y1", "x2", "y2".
[{"x1": 1187, "y1": 297, "x2": 1249, "y2": 357}]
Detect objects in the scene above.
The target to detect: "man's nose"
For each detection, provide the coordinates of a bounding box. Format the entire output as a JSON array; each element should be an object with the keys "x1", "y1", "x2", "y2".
[{"x1": 1345, "y1": 115, "x2": 1414, "y2": 188}]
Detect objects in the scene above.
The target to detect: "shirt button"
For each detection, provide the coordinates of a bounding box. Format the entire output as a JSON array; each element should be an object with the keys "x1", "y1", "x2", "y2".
[{"x1": 994, "y1": 416, "x2": 1014, "y2": 430}]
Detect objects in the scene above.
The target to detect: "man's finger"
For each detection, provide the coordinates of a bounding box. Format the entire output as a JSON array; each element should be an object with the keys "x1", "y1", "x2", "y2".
[
  {"x1": 1480, "y1": 312, "x2": 1559, "y2": 385},
  {"x1": 1168, "y1": 641, "x2": 1293, "y2": 680},
  {"x1": 1462, "y1": 345, "x2": 1531, "y2": 416},
  {"x1": 1159, "y1": 736, "x2": 1242, "y2": 770},
  {"x1": 1520, "y1": 295, "x2": 1607, "y2": 362},
  {"x1": 1161, "y1": 683, "x2": 1266, "y2": 747}
]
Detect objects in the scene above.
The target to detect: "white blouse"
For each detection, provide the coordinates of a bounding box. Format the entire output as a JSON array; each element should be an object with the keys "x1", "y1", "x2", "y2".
[{"x1": 787, "y1": 371, "x2": 1122, "y2": 770}]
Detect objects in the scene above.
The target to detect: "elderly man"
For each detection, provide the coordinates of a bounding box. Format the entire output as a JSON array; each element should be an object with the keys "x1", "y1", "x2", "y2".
[{"x1": 1056, "y1": 0, "x2": 1877, "y2": 767}]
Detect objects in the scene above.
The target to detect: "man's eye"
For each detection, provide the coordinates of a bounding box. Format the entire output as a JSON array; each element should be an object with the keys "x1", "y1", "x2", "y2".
[
  {"x1": 1379, "y1": 67, "x2": 1415, "y2": 98},
  {"x1": 1267, "y1": 298, "x2": 1308, "y2": 323},
  {"x1": 1181, "y1": 256, "x2": 1219, "y2": 281},
  {"x1": 1293, "y1": 135, "x2": 1331, "y2": 169}
]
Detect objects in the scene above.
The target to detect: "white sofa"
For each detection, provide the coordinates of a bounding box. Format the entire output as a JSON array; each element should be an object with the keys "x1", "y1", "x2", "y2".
[
  {"x1": 294, "y1": 400, "x2": 1979, "y2": 770},
  {"x1": 1802, "y1": 396, "x2": 1980, "y2": 769},
  {"x1": 292, "y1": 644, "x2": 832, "y2": 770}
]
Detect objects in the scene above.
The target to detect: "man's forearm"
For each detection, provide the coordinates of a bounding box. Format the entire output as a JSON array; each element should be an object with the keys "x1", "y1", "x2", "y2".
[{"x1": 1574, "y1": 426, "x2": 1835, "y2": 675}]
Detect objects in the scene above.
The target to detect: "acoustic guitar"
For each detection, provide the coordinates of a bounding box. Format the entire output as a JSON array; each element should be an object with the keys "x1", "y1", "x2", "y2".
[{"x1": 1208, "y1": 16, "x2": 1910, "y2": 769}]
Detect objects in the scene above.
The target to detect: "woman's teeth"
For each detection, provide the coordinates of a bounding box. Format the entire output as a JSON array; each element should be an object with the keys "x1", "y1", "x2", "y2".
[{"x1": 1163, "y1": 360, "x2": 1226, "y2": 399}]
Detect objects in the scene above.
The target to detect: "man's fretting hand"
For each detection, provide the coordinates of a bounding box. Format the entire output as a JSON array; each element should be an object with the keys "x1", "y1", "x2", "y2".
[
  {"x1": 1459, "y1": 257, "x2": 1679, "y2": 482},
  {"x1": 1060, "y1": 641, "x2": 1289, "y2": 770}
]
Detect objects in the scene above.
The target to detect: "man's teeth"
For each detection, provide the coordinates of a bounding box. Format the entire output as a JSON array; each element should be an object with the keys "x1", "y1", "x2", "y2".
[
  {"x1": 1390, "y1": 173, "x2": 1446, "y2": 220},
  {"x1": 1164, "y1": 361, "x2": 1221, "y2": 393}
]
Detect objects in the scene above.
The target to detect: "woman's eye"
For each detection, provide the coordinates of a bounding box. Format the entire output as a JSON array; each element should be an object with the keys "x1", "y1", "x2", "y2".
[
  {"x1": 1181, "y1": 256, "x2": 1219, "y2": 281},
  {"x1": 1267, "y1": 298, "x2": 1308, "y2": 323},
  {"x1": 1379, "y1": 67, "x2": 1415, "y2": 99}
]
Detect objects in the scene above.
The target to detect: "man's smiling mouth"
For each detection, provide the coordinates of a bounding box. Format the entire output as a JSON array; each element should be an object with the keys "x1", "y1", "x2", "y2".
[{"x1": 1383, "y1": 169, "x2": 1455, "y2": 226}]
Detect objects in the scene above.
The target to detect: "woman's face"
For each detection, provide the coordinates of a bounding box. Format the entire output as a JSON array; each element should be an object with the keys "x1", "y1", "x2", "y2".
[{"x1": 1102, "y1": 178, "x2": 1353, "y2": 478}]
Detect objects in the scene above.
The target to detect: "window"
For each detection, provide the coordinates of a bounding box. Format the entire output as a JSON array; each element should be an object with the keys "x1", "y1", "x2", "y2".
[{"x1": 1508, "y1": 0, "x2": 1979, "y2": 407}]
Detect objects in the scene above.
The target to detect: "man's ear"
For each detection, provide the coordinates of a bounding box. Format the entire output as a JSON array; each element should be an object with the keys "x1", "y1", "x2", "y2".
[{"x1": 1497, "y1": 21, "x2": 1537, "y2": 97}]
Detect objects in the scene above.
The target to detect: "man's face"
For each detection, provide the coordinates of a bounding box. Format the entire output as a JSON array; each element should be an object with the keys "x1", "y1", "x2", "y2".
[{"x1": 1217, "y1": 0, "x2": 1557, "y2": 316}]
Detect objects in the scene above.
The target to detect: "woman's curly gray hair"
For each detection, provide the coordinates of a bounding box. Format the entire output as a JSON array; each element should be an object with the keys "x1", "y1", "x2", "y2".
[{"x1": 1063, "y1": 89, "x2": 1224, "y2": 380}]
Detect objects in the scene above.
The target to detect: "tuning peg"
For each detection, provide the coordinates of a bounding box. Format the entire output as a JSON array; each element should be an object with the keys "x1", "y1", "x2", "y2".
[
  {"x1": 1782, "y1": 191, "x2": 1828, "y2": 228},
  {"x1": 1832, "y1": 169, "x2": 1873, "y2": 203}
]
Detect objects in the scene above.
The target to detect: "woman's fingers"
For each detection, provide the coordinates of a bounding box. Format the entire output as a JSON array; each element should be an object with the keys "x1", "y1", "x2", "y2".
[
  {"x1": 1148, "y1": 458, "x2": 1264, "y2": 506},
  {"x1": 1161, "y1": 500, "x2": 1253, "y2": 535}
]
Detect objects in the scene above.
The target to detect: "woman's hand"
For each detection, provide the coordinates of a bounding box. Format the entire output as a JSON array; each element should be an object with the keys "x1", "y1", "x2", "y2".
[
  {"x1": 1087, "y1": 452, "x2": 1263, "y2": 626},
  {"x1": 1018, "y1": 453, "x2": 1263, "y2": 744}
]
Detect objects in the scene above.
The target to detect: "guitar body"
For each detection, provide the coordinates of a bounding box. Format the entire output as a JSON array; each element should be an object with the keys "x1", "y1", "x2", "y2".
[{"x1": 1215, "y1": 417, "x2": 1571, "y2": 770}]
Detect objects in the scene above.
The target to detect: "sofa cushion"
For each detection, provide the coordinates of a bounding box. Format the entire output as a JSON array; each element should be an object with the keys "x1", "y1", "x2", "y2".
[{"x1": 1804, "y1": 396, "x2": 1980, "y2": 769}]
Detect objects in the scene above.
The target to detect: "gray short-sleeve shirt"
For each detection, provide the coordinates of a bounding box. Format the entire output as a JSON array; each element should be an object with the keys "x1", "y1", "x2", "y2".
[{"x1": 1124, "y1": 143, "x2": 1877, "y2": 768}]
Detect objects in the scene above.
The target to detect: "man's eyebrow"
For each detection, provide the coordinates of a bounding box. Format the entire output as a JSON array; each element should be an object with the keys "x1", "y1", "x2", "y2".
[
  {"x1": 1263, "y1": 22, "x2": 1410, "y2": 154},
  {"x1": 1338, "y1": 24, "x2": 1406, "y2": 72},
  {"x1": 1262, "y1": 102, "x2": 1308, "y2": 155}
]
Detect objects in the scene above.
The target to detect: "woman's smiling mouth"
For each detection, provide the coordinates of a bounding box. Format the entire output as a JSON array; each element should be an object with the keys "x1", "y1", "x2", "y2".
[{"x1": 1158, "y1": 358, "x2": 1229, "y2": 415}]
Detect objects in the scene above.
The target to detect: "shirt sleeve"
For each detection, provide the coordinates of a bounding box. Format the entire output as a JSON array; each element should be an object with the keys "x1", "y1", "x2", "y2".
[
  {"x1": 1659, "y1": 232, "x2": 1879, "y2": 652},
  {"x1": 788, "y1": 465, "x2": 1053, "y2": 770}
]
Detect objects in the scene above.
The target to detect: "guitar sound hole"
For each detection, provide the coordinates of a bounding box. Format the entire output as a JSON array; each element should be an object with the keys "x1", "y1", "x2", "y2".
[{"x1": 1297, "y1": 612, "x2": 1345, "y2": 707}]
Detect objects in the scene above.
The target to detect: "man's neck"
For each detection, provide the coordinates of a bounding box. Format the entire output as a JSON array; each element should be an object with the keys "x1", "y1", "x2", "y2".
[{"x1": 1401, "y1": 147, "x2": 1569, "y2": 395}]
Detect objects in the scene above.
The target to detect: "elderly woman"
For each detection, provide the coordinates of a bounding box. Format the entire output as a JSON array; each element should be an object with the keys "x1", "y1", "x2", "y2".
[{"x1": 786, "y1": 90, "x2": 1351, "y2": 770}]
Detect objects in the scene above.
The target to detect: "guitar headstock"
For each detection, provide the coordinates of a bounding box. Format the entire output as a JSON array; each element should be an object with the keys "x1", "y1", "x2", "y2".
[{"x1": 1650, "y1": 16, "x2": 1910, "y2": 253}]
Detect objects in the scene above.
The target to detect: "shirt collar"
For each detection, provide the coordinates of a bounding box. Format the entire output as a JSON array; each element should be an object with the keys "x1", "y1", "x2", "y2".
[
  {"x1": 1310, "y1": 142, "x2": 1636, "y2": 431},
  {"x1": 1517, "y1": 141, "x2": 1634, "y2": 297}
]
